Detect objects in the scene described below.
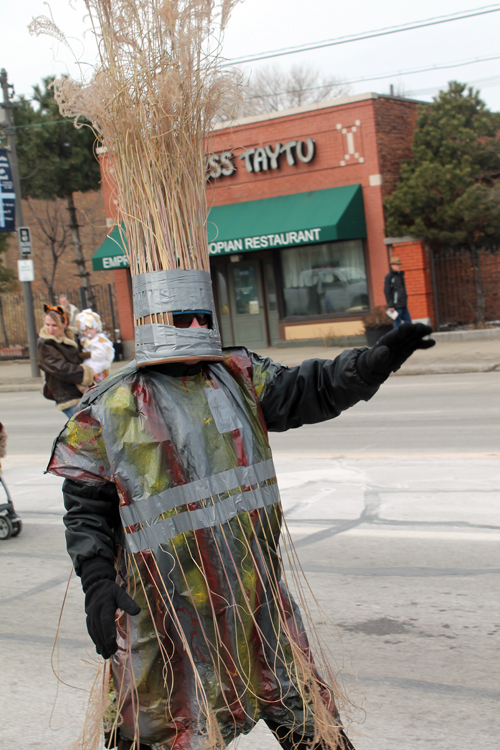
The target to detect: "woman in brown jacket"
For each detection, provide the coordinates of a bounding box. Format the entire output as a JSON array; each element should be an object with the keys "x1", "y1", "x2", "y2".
[{"x1": 37, "y1": 305, "x2": 94, "y2": 419}]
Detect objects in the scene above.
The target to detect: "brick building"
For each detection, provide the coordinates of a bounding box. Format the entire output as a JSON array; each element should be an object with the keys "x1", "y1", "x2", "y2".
[{"x1": 93, "y1": 92, "x2": 434, "y2": 355}]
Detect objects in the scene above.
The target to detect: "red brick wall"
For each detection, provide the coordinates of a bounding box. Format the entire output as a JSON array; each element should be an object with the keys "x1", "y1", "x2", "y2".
[
  {"x1": 390, "y1": 240, "x2": 435, "y2": 326},
  {"x1": 113, "y1": 268, "x2": 134, "y2": 341},
  {"x1": 373, "y1": 98, "x2": 419, "y2": 198}
]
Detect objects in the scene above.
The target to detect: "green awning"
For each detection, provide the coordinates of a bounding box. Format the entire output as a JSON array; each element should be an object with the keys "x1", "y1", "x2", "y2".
[
  {"x1": 92, "y1": 225, "x2": 129, "y2": 271},
  {"x1": 92, "y1": 185, "x2": 366, "y2": 269},
  {"x1": 207, "y1": 184, "x2": 366, "y2": 256}
]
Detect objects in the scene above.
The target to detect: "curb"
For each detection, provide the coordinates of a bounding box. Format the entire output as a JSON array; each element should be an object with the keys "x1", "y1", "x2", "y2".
[
  {"x1": 433, "y1": 328, "x2": 500, "y2": 342},
  {"x1": 1, "y1": 363, "x2": 499, "y2": 392},
  {"x1": 395, "y1": 363, "x2": 500, "y2": 376}
]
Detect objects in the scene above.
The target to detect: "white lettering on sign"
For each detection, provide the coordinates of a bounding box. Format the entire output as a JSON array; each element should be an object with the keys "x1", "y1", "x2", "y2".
[
  {"x1": 209, "y1": 229, "x2": 321, "y2": 255},
  {"x1": 206, "y1": 151, "x2": 236, "y2": 180},
  {"x1": 208, "y1": 239, "x2": 244, "y2": 255},
  {"x1": 207, "y1": 139, "x2": 316, "y2": 180},
  {"x1": 102, "y1": 255, "x2": 129, "y2": 269},
  {"x1": 17, "y1": 259, "x2": 35, "y2": 282}
]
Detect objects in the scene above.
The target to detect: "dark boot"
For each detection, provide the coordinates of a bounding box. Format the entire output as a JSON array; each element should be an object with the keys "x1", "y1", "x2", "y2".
[
  {"x1": 105, "y1": 729, "x2": 152, "y2": 750},
  {"x1": 265, "y1": 719, "x2": 356, "y2": 750},
  {"x1": 117, "y1": 739, "x2": 152, "y2": 750}
]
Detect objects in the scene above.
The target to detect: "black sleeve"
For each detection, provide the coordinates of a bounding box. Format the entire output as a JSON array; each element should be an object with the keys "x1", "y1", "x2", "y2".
[
  {"x1": 260, "y1": 348, "x2": 380, "y2": 432},
  {"x1": 63, "y1": 478, "x2": 121, "y2": 576},
  {"x1": 384, "y1": 273, "x2": 393, "y2": 307}
]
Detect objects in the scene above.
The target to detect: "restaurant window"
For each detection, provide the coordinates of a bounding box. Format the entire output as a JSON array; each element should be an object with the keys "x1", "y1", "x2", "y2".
[{"x1": 280, "y1": 239, "x2": 368, "y2": 317}]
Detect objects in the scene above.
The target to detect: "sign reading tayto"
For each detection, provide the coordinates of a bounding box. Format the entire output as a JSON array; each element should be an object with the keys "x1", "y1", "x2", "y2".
[
  {"x1": 207, "y1": 139, "x2": 315, "y2": 181},
  {"x1": 0, "y1": 149, "x2": 16, "y2": 232}
]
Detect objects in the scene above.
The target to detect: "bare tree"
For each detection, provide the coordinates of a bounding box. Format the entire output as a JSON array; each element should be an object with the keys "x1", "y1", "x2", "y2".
[
  {"x1": 27, "y1": 197, "x2": 70, "y2": 303},
  {"x1": 238, "y1": 64, "x2": 349, "y2": 117}
]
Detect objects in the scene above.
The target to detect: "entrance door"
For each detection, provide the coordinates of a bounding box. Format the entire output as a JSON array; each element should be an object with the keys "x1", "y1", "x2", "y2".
[
  {"x1": 263, "y1": 259, "x2": 281, "y2": 346},
  {"x1": 229, "y1": 261, "x2": 268, "y2": 348}
]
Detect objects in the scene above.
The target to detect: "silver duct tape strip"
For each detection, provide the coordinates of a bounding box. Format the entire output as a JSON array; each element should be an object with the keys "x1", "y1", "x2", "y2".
[
  {"x1": 124, "y1": 482, "x2": 280, "y2": 554},
  {"x1": 132, "y1": 269, "x2": 215, "y2": 318},
  {"x1": 134, "y1": 324, "x2": 223, "y2": 364},
  {"x1": 120, "y1": 458, "x2": 276, "y2": 528},
  {"x1": 204, "y1": 388, "x2": 243, "y2": 434}
]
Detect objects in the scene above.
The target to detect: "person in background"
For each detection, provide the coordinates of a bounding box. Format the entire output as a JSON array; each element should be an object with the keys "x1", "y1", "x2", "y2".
[
  {"x1": 384, "y1": 257, "x2": 411, "y2": 329},
  {"x1": 58, "y1": 294, "x2": 80, "y2": 334},
  {"x1": 0, "y1": 422, "x2": 6, "y2": 472},
  {"x1": 37, "y1": 305, "x2": 94, "y2": 419},
  {"x1": 76, "y1": 309, "x2": 115, "y2": 383}
]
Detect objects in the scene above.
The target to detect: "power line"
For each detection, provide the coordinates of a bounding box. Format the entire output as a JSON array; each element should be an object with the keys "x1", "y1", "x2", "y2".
[
  {"x1": 222, "y1": 4, "x2": 500, "y2": 67},
  {"x1": 245, "y1": 53, "x2": 500, "y2": 101},
  {"x1": 408, "y1": 73, "x2": 500, "y2": 97}
]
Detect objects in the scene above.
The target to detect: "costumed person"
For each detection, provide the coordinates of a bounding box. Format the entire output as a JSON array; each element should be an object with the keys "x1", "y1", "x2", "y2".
[
  {"x1": 37, "y1": 305, "x2": 94, "y2": 419},
  {"x1": 59, "y1": 294, "x2": 80, "y2": 334},
  {"x1": 76, "y1": 308, "x2": 115, "y2": 383},
  {"x1": 32, "y1": 2, "x2": 436, "y2": 750}
]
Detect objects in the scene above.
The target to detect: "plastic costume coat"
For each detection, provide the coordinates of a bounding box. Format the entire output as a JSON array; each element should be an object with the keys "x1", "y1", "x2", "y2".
[{"x1": 48, "y1": 347, "x2": 379, "y2": 749}]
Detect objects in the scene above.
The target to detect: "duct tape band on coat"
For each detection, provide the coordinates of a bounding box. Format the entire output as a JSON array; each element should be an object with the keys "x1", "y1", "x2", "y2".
[
  {"x1": 124, "y1": 481, "x2": 280, "y2": 553},
  {"x1": 120, "y1": 457, "x2": 276, "y2": 527},
  {"x1": 132, "y1": 269, "x2": 223, "y2": 364}
]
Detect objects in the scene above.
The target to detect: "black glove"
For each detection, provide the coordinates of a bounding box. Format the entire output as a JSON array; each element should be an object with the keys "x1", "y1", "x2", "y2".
[
  {"x1": 357, "y1": 322, "x2": 435, "y2": 385},
  {"x1": 80, "y1": 556, "x2": 141, "y2": 659}
]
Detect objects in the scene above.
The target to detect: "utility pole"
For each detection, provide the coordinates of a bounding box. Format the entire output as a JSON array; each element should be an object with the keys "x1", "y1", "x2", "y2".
[
  {"x1": 0, "y1": 69, "x2": 39, "y2": 377},
  {"x1": 67, "y1": 192, "x2": 95, "y2": 309}
]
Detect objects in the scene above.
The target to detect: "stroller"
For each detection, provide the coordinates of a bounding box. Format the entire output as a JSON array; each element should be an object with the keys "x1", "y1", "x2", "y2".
[
  {"x1": 0, "y1": 422, "x2": 22, "y2": 540},
  {"x1": 0, "y1": 473, "x2": 22, "y2": 540}
]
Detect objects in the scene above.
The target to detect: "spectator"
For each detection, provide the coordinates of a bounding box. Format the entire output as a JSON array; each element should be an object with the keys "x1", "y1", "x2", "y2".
[
  {"x1": 75, "y1": 309, "x2": 115, "y2": 383},
  {"x1": 384, "y1": 257, "x2": 411, "y2": 329},
  {"x1": 37, "y1": 305, "x2": 94, "y2": 419},
  {"x1": 58, "y1": 294, "x2": 80, "y2": 334}
]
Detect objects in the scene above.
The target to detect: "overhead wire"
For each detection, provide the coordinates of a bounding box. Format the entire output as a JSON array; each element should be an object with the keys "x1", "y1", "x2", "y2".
[
  {"x1": 221, "y1": 4, "x2": 500, "y2": 66},
  {"x1": 245, "y1": 53, "x2": 500, "y2": 101}
]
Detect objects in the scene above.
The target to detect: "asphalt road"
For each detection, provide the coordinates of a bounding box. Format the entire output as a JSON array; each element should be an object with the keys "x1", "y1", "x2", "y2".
[
  {"x1": 0, "y1": 370, "x2": 499, "y2": 750},
  {"x1": 1, "y1": 371, "x2": 499, "y2": 456}
]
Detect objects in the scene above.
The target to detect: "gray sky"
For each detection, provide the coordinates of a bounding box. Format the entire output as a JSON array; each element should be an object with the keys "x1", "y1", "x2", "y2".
[{"x1": 3, "y1": 0, "x2": 500, "y2": 110}]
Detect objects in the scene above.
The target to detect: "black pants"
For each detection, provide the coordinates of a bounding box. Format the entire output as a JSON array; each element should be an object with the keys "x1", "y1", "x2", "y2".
[{"x1": 111, "y1": 720, "x2": 356, "y2": 750}]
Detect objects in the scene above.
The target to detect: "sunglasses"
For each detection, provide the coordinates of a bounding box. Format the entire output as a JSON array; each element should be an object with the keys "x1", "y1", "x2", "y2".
[{"x1": 172, "y1": 312, "x2": 210, "y2": 329}]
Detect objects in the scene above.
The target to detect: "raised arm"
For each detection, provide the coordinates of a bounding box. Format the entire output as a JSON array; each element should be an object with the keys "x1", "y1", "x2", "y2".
[{"x1": 256, "y1": 323, "x2": 435, "y2": 432}]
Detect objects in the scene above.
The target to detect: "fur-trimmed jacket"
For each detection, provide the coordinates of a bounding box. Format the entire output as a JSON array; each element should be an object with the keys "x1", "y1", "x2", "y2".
[{"x1": 37, "y1": 327, "x2": 94, "y2": 411}]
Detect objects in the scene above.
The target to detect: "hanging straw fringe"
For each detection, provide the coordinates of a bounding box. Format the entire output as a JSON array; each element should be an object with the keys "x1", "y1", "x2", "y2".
[
  {"x1": 97, "y1": 503, "x2": 356, "y2": 749},
  {"x1": 71, "y1": 661, "x2": 112, "y2": 750}
]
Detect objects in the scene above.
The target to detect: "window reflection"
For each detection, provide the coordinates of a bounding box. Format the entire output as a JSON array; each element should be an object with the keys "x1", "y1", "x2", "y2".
[{"x1": 281, "y1": 240, "x2": 369, "y2": 317}]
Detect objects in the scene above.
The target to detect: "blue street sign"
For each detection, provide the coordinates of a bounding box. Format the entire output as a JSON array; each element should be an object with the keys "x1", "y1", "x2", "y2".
[{"x1": 0, "y1": 149, "x2": 16, "y2": 232}]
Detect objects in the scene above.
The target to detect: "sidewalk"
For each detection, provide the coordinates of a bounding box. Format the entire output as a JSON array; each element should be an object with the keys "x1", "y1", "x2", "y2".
[{"x1": 1, "y1": 331, "x2": 498, "y2": 392}]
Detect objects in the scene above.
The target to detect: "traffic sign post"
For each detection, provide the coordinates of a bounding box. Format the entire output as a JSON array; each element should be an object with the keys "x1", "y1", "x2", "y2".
[
  {"x1": 17, "y1": 259, "x2": 35, "y2": 282},
  {"x1": 0, "y1": 69, "x2": 39, "y2": 377},
  {"x1": 18, "y1": 226, "x2": 32, "y2": 255}
]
